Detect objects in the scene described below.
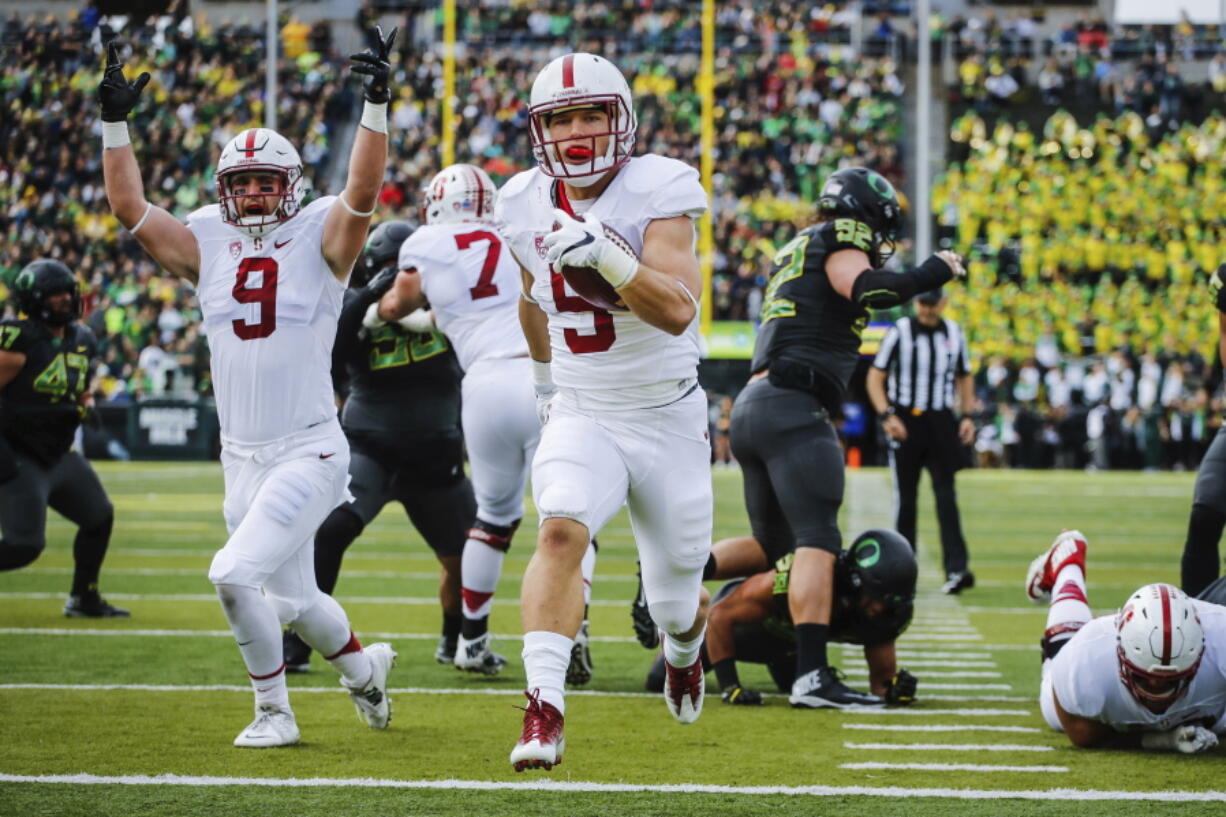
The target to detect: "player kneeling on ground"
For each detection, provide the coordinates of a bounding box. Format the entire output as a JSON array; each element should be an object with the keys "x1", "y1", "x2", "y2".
[
  {"x1": 1028, "y1": 530, "x2": 1226, "y2": 752},
  {"x1": 644, "y1": 529, "x2": 917, "y2": 707},
  {"x1": 0, "y1": 260, "x2": 127, "y2": 618}
]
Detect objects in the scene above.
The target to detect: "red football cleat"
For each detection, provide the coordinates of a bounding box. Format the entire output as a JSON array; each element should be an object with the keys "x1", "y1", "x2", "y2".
[
  {"x1": 509, "y1": 688, "x2": 565, "y2": 772},
  {"x1": 664, "y1": 657, "x2": 705, "y2": 724},
  {"x1": 1025, "y1": 530, "x2": 1088, "y2": 604}
]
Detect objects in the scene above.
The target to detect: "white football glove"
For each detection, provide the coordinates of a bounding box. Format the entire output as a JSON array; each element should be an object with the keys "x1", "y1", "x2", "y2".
[
  {"x1": 1141, "y1": 724, "x2": 1219, "y2": 754},
  {"x1": 362, "y1": 301, "x2": 386, "y2": 330},
  {"x1": 398, "y1": 308, "x2": 434, "y2": 334},
  {"x1": 532, "y1": 359, "x2": 556, "y2": 426},
  {"x1": 542, "y1": 208, "x2": 638, "y2": 289}
]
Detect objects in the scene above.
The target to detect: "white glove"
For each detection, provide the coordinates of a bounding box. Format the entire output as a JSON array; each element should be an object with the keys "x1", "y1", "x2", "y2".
[
  {"x1": 362, "y1": 301, "x2": 386, "y2": 330},
  {"x1": 398, "y1": 308, "x2": 434, "y2": 334},
  {"x1": 532, "y1": 359, "x2": 556, "y2": 425},
  {"x1": 542, "y1": 208, "x2": 638, "y2": 289},
  {"x1": 1141, "y1": 725, "x2": 1219, "y2": 754}
]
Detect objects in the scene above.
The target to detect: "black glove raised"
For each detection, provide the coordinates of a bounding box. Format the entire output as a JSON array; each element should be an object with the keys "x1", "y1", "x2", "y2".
[
  {"x1": 349, "y1": 26, "x2": 397, "y2": 105},
  {"x1": 99, "y1": 42, "x2": 151, "y2": 122},
  {"x1": 365, "y1": 267, "x2": 399, "y2": 299},
  {"x1": 884, "y1": 667, "x2": 917, "y2": 706}
]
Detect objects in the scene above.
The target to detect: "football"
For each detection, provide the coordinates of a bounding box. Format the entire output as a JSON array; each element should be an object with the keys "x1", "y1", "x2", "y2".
[{"x1": 556, "y1": 221, "x2": 635, "y2": 312}]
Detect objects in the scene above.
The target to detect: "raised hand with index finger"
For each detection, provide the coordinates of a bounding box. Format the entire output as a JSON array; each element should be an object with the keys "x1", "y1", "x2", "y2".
[{"x1": 99, "y1": 42, "x2": 151, "y2": 123}]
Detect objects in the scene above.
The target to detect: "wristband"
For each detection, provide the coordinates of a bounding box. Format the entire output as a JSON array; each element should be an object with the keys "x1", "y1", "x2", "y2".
[
  {"x1": 360, "y1": 101, "x2": 388, "y2": 134},
  {"x1": 362, "y1": 301, "x2": 386, "y2": 330},
  {"x1": 102, "y1": 121, "x2": 131, "y2": 149},
  {"x1": 600, "y1": 245, "x2": 639, "y2": 290},
  {"x1": 532, "y1": 359, "x2": 553, "y2": 388},
  {"x1": 338, "y1": 192, "x2": 377, "y2": 218}
]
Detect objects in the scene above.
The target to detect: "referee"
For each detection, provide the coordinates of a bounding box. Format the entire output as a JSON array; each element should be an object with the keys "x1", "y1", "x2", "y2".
[{"x1": 867, "y1": 287, "x2": 977, "y2": 595}]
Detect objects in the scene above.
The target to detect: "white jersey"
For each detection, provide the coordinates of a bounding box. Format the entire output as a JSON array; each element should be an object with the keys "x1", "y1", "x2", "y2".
[
  {"x1": 397, "y1": 221, "x2": 526, "y2": 372},
  {"x1": 187, "y1": 196, "x2": 346, "y2": 445},
  {"x1": 496, "y1": 155, "x2": 707, "y2": 400},
  {"x1": 1050, "y1": 601, "x2": 1226, "y2": 733}
]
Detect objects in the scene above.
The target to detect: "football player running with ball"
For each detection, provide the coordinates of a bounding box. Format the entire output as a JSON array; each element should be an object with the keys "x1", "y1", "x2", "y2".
[
  {"x1": 0, "y1": 260, "x2": 127, "y2": 618},
  {"x1": 1027, "y1": 530, "x2": 1226, "y2": 752},
  {"x1": 497, "y1": 53, "x2": 712, "y2": 771},
  {"x1": 366, "y1": 164, "x2": 600, "y2": 684},
  {"x1": 100, "y1": 30, "x2": 399, "y2": 748}
]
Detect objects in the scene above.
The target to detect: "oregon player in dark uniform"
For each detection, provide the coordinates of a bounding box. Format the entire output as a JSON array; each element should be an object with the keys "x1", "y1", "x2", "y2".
[
  {"x1": 283, "y1": 221, "x2": 477, "y2": 672},
  {"x1": 645, "y1": 529, "x2": 918, "y2": 704},
  {"x1": 0, "y1": 259, "x2": 127, "y2": 617},
  {"x1": 731, "y1": 166, "x2": 964, "y2": 708}
]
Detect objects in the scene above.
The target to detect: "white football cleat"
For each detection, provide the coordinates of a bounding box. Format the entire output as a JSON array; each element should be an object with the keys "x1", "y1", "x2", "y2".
[
  {"x1": 510, "y1": 689, "x2": 565, "y2": 772},
  {"x1": 345, "y1": 642, "x2": 396, "y2": 729},
  {"x1": 233, "y1": 705, "x2": 300, "y2": 748},
  {"x1": 455, "y1": 632, "x2": 508, "y2": 676},
  {"x1": 1025, "y1": 530, "x2": 1088, "y2": 604},
  {"x1": 664, "y1": 656, "x2": 705, "y2": 724}
]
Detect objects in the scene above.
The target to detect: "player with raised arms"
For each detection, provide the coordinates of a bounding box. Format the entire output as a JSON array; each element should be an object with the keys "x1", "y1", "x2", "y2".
[{"x1": 99, "y1": 29, "x2": 399, "y2": 748}]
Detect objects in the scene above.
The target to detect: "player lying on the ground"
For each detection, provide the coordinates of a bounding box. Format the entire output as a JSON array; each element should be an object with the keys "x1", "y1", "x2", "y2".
[
  {"x1": 643, "y1": 529, "x2": 918, "y2": 707},
  {"x1": 1028, "y1": 530, "x2": 1226, "y2": 752}
]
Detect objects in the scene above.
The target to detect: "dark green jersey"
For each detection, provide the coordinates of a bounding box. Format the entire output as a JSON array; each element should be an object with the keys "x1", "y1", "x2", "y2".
[
  {"x1": 0, "y1": 319, "x2": 95, "y2": 464},
  {"x1": 769, "y1": 551, "x2": 911, "y2": 646},
  {"x1": 334, "y1": 288, "x2": 462, "y2": 437},
  {"x1": 750, "y1": 219, "x2": 872, "y2": 395}
]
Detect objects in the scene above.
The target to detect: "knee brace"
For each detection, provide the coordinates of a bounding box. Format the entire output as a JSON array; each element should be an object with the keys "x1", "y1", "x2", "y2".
[
  {"x1": 648, "y1": 597, "x2": 700, "y2": 637},
  {"x1": 0, "y1": 543, "x2": 43, "y2": 571},
  {"x1": 207, "y1": 548, "x2": 262, "y2": 589},
  {"x1": 468, "y1": 517, "x2": 521, "y2": 553},
  {"x1": 536, "y1": 482, "x2": 589, "y2": 526}
]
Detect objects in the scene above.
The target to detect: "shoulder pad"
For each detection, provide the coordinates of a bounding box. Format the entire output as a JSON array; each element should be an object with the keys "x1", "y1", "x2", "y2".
[{"x1": 186, "y1": 203, "x2": 222, "y2": 225}]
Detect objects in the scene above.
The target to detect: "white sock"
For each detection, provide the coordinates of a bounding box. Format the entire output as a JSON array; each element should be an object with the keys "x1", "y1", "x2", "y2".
[
  {"x1": 461, "y1": 539, "x2": 505, "y2": 621},
  {"x1": 663, "y1": 626, "x2": 705, "y2": 668},
  {"x1": 522, "y1": 630, "x2": 573, "y2": 714},
  {"x1": 580, "y1": 541, "x2": 596, "y2": 606},
  {"x1": 1046, "y1": 563, "x2": 1091, "y2": 630},
  {"x1": 215, "y1": 584, "x2": 290, "y2": 710}
]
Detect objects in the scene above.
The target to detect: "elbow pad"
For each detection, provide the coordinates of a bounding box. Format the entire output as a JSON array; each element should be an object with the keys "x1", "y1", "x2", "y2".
[{"x1": 851, "y1": 255, "x2": 954, "y2": 309}]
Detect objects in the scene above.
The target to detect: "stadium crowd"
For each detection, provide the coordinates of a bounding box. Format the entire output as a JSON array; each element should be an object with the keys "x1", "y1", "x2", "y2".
[{"x1": 935, "y1": 107, "x2": 1223, "y2": 471}]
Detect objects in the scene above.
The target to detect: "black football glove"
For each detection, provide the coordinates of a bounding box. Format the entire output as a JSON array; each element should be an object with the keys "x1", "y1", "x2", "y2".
[
  {"x1": 365, "y1": 267, "x2": 399, "y2": 299},
  {"x1": 99, "y1": 42, "x2": 151, "y2": 122},
  {"x1": 884, "y1": 668, "x2": 917, "y2": 706},
  {"x1": 349, "y1": 25, "x2": 397, "y2": 105},
  {"x1": 720, "y1": 685, "x2": 763, "y2": 706},
  {"x1": 1210, "y1": 264, "x2": 1226, "y2": 313}
]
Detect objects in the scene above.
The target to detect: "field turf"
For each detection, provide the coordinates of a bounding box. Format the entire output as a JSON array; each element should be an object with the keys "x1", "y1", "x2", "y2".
[{"x1": 1, "y1": 462, "x2": 1222, "y2": 816}]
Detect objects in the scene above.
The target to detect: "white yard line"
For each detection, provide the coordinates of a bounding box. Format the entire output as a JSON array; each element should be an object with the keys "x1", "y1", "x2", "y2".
[
  {"x1": 844, "y1": 742, "x2": 1052, "y2": 752},
  {"x1": 840, "y1": 668, "x2": 1003, "y2": 678},
  {"x1": 0, "y1": 628, "x2": 641, "y2": 645},
  {"x1": 3, "y1": 772, "x2": 1226, "y2": 802},
  {"x1": 841, "y1": 762, "x2": 1066, "y2": 773},
  {"x1": 843, "y1": 724, "x2": 1042, "y2": 733}
]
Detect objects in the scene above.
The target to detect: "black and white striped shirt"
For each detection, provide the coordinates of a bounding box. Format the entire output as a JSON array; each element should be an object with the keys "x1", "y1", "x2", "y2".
[{"x1": 872, "y1": 317, "x2": 971, "y2": 412}]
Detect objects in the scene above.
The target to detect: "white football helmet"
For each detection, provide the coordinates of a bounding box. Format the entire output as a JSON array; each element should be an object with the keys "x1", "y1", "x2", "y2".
[
  {"x1": 216, "y1": 128, "x2": 304, "y2": 237},
  {"x1": 528, "y1": 53, "x2": 636, "y2": 188},
  {"x1": 1116, "y1": 583, "x2": 1205, "y2": 713},
  {"x1": 424, "y1": 164, "x2": 496, "y2": 225}
]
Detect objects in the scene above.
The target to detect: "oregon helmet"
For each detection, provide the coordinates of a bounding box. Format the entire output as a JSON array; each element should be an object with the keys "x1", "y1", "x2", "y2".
[
  {"x1": 355, "y1": 220, "x2": 414, "y2": 288},
  {"x1": 841, "y1": 529, "x2": 917, "y2": 636},
  {"x1": 13, "y1": 259, "x2": 81, "y2": 326},
  {"x1": 817, "y1": 167, "x2": 903, "y2": 265}
]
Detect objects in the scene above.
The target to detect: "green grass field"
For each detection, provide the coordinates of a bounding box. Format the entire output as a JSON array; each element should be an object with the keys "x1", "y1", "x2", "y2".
[{"x1": 1, "y1": 462, "x2": 1223, "y2": 816}]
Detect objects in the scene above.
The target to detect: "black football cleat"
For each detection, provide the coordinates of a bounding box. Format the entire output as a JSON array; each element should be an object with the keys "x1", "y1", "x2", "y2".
[
  {"x1": 63, "y1": 592, "x2": 130, "y2": 618},
  {"x1": 631, "y1": 567, "x2": 660, "y2": 649},
  {"x1": 283, "y1": 628, "x2": 312, "y2": 673},
  {"x1": 789, "y1": 666, "x2": 884, "y2": 709},
  {"x1": 941, "y1": 570, "x2": 976, "y2": 595}
]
